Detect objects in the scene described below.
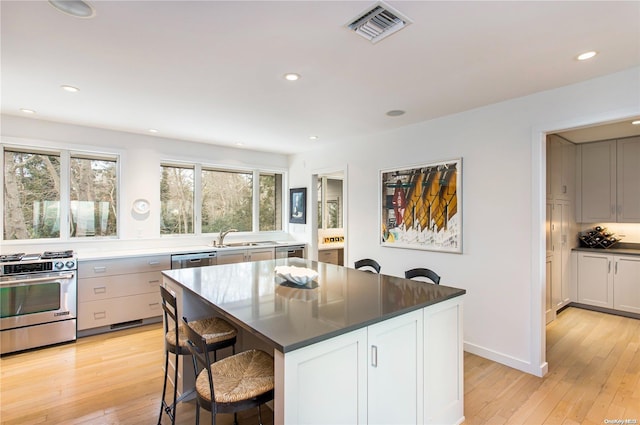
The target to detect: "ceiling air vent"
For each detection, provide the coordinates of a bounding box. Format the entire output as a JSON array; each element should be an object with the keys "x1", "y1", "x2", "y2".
[{"x1": 346, "y1": 1, "x2": 412, "y2": 44}]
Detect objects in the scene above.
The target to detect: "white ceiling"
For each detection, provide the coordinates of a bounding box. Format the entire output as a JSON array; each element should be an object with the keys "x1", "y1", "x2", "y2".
[{"x1": 2, "y1": 1, "x2": 639, "y2": 154}]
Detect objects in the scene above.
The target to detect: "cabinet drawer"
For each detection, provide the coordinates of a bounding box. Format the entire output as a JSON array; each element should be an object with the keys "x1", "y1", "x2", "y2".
[
  {"x1": 78, "y1": 292, "x2": 162, "y2": 330},
  {"x1": 79, "y1": 255, "x2": 170, "y2": 278},
  {"x1": 319, "y1": 249, "x2": 338, "y2": 265},
  {"x1": 78, "y1": 271, "x2": 162, "y2": 301}
]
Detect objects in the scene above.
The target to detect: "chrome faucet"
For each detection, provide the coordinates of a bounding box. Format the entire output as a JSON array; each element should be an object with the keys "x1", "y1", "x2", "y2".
[{"x1": 217, "y1": 229, "x2": 238, "y2": 246}]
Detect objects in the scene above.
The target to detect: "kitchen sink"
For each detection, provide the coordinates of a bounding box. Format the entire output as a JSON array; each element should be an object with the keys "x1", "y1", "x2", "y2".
[{"x1": 217, "y1": 241, "x2": 278, "y2": 248}]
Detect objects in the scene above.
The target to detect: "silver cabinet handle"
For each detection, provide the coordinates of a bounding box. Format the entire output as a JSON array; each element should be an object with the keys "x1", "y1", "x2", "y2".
[
  {"x1": 93, "y1": 286, "x2": 106, "y2": 294},
  {"x1": 371, "y1": 345, "x2": 378, "y2": 368},
  {"x1": 93, "y1": 266, "x2": 107, "y2": 273}
]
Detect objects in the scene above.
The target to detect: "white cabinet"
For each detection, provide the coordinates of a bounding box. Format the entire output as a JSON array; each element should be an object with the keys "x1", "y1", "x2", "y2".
[
  {"x1": 78, "y1": 254, "x2": 169, "y2": 333},
  {"x1": 577, "y1": 252, "x2": 614, "y2": 308},
  {"x1": 216, "y1": 247, "x2": 274, "y2": 265},
  {"x1": 368, "y1": 310, "x2": 423, "y2": 425},
  {"x1": 613, "y1": 255, "x2": 640, "y2": 314},
  {"x1": 279, "y1": 297, "x2": 463, "y2": 425},
  {"x1": 577, "y1": 252, "x2": 640, "y2": 313},
  {"x1": 578, "y1": 137, "x2": 640, "y2": 223}
]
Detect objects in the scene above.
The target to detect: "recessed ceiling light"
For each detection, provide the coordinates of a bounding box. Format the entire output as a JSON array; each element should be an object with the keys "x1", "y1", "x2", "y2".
[
  {"x1": 60, "y1": 85, "x2": 79, "y2": 93},
  {"x1": 309, "y1": 136, "x2": 319, "y2": 141},
  {"x1": 576, "y1": 51, "x2": 597, "y2": 61},
  {"x1": 235, "y1": 142, "x2": 244, "y2": 147},
  {"x1": 148, "y1": 129, "x2": 159, "y2": 133},
  {"x1": 632, "y1": 120, "x2": 640, "y2": 125},
  {"x1": 20, "y1": 108, "x2": 36, "y2": 114},
  {"x1": 386, "y1": 110, "x2": 406, "y2": 117},
  {"x1": 284, "y1": 73, "x2": 301, "y2": 81},
  {"x1": 49, "y1": 0, "x2": 95, "y2": 18}
]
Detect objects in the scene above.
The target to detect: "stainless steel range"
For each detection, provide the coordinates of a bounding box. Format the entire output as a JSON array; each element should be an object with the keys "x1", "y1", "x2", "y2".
[{"x1": 0, "y1": 250, "x2": 77, "y2": 355}]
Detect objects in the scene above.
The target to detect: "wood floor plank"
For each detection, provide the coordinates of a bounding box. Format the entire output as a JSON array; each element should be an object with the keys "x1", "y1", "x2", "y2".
[{"x1": 1, "y1": 307, "x2": 639, "y2": 425}]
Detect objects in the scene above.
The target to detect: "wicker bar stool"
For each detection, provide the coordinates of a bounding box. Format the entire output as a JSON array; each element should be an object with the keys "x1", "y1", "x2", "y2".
[
  {"x1": 182, "y1": 316, "x2": 274, "y2": 425},
  {"x1": 158, "y1": 286, "x2": 238, "y2": 425}
]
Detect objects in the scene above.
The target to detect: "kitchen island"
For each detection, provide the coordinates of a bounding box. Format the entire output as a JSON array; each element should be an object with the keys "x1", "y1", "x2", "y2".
[{"x1": 162, "y1": 258, "x2": 466, "y2": 425}]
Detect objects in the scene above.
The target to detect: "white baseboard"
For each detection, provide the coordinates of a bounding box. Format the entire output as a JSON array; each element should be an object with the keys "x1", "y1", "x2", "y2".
[{"x1": 464, "y1": 341, "x2": 547, "y2": 377}]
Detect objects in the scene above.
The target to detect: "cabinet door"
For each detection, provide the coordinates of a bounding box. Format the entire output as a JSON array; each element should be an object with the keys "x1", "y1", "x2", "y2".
[
  {"x1": 280, "y1": 328, "x2": 368, "y2": 425},
  {"x1": 616, "y1": 137, "x2": 640, "y2": 222},
  {"x1": 577, "y1": 252, "x2": 613, "y2": 308},
  {"x1": 216, "y1": 250, "x2": 246, "y2": 265},
  {"x1": 368, "y1": 309, "x2": 423, "y2": 425},
  {"x1": 546, "y1": 255, "x2": 554, "y2": 324},
  {"x1": 247, "y1": 247, "x2": 274, "y2": 262},
  {"x1": 579, "y1": 141, "x2": 616, "y2": 223},
  {"x1": 548, "y1": 135, "x2": 575, "y2": 201},
  {"x1": 424, "y1": 297, "x2": 464, "y2": 425},
  {"x1": 613, "y1": 255, "x2": 640, "y2": 314}
]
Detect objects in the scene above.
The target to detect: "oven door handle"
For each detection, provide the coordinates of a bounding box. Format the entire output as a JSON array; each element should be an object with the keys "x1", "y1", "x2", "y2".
[{"x1": 0, "y1": 273, "x2": 75, "y2": 286}]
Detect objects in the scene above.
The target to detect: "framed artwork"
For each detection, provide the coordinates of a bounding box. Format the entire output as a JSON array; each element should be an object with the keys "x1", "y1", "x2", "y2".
[
  {"x1": 380, "y1": 158, "x2": 462, "y2": 253},
  {"x1": 289, "y1": 188, "x2": 307, "y2": 224}
]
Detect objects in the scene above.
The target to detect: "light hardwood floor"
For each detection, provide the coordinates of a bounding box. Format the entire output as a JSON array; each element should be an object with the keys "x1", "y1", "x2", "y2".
[{"x1": 1, "y1": 307, "x2": 638, "y2": 425}]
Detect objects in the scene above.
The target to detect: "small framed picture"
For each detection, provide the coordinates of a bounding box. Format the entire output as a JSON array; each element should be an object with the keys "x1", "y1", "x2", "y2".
[{"x1": 289, "y1": 188, "x2": 307, "y2": 224}]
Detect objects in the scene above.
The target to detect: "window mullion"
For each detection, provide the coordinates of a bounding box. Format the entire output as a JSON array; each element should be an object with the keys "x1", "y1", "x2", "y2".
[
  {"x1": 194, "y1": 163, "x2": 202, "y2": 235},
  {"x1": 252, "y1": 170, "x2": 260, "y2": 232},
  {"x1": 60, "y1": 150, "x2": 71, "y2": 240}
]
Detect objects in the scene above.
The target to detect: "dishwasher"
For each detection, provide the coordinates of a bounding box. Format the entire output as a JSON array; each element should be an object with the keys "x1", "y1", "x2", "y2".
[
  {"x1": 275, "y1": 244, "x2": 305, "y2": 259},
  {"x1": 171, "y1": 251, "x2": 217, "y2": 269}
]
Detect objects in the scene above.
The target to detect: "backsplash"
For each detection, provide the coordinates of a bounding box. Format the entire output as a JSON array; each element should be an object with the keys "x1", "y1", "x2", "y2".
[{"x1": 577, "y1": 223, "x2": 640, "y2": 243}]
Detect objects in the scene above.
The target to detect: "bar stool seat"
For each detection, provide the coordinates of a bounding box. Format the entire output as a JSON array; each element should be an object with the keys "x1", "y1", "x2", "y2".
[
  {"x1": 158, "y1": 286, "x2": 237, "y2": 425},
  {"x1": 166, "y1": 317, "x2": 237, "y2": 354}
]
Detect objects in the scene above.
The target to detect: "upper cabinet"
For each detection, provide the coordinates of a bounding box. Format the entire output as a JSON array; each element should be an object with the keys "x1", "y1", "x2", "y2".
[
  {"x1": 577, "y1": 136, "x2": 640, "y2": 223},
  {"x1": 616, "y1": 137, "x2": 640, "y2": 222},
  {"x1": 547, "y1": 134, "x2": 576, "y2": 202}
]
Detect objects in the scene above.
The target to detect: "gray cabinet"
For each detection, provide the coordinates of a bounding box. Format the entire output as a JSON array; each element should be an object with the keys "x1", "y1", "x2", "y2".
[
  {"x1": 217, "y1": 247, "x2": 274, "y2": 265},
  {"x1": 578, "y1": 137, "x2": 640, "y2": 223},
  {"x1": 78, "y1": 254, "x2": 169, "y2": 334}
]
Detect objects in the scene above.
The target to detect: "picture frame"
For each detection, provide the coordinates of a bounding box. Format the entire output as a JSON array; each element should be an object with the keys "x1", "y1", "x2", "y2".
[
  {"x1": 380, "y1": 158, "x2": 462, "y2": 253},
  {"x1": 289, "y1": 187, "x2": 307, "y2": 224}
]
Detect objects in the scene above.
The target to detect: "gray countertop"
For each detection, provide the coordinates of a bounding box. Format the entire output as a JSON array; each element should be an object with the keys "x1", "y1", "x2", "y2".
[
  {"x1": 162, "y1": 258, "x2": 466, "y2": 353},
  {"x1": 573, "y1": 242, "x2": 640, "y2": 257}
]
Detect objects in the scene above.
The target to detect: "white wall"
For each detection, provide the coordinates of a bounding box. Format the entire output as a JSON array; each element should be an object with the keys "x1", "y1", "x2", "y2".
[
  {"x1": 288, "y1": 67, "x2": 640, "y2": 376},
  {"x1": 1, "y1": 115, "x2": 289, "y2": 253}
]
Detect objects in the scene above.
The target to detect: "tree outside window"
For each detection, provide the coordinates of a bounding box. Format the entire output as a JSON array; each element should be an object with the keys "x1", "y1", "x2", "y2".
[
  {"x1": 70, "y1": 156, "x2": 117, "y2": 237},
  {"x1": 202, "y1": 169, "x2": 252, "y2": 233},
  {"x1": 259, "y1": 173, "x2": 282, "y2": 231},
  {"x1": 3, "y1": 149, "x2": 61, "y2": 239},
  {"x1": 160, "y1": 165, "x2": 194, "y2": 234}
]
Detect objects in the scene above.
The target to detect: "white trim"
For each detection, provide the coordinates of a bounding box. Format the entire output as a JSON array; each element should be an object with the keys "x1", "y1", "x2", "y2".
[{"x1": 530, "y1": 106, "x2": 640, "y2": 378}]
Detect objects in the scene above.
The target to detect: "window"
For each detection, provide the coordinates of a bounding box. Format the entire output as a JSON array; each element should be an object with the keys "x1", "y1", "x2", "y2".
[
  {"x1": 259, "y1": 172, "x2": 282, "y2": 231},
  {"x1": 3, "y1": 148, "x2": 119, "y2": 240},
  {"x1": 160, "y1": 164, "x2": 194, "y2": 235},
  {"x1": 3, "y1": 149, "x2": 61, "y2": 239},
  {"x1": 70, "y1": 156, "x2": 118, "y2": 237},
  {"x1": 161, "y1": 163, "x2": 284, "y2": 235},
  {"x1": 202, "y1": 169, "x2": 253, "y2": 233}
]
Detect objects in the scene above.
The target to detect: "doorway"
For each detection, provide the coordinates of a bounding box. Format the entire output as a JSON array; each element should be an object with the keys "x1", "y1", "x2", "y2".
[
  {"x1": 541, "y1": 116, "x2": 640, "y2": 375},
  {"x1": 311, "y1": 168, "x2": 347, "y2": 265}
]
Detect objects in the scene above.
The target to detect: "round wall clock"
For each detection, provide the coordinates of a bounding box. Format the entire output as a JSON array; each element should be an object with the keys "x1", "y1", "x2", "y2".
[{"x1": 132, "y1": 198, "x2": 150, "y2": 214}]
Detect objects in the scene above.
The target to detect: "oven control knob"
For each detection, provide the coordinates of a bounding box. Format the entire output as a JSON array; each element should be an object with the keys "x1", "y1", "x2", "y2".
[
  {"x1": 65, "y1": 261, "x2": 75, "y2": 269},
  {"x1": 55, "y1": 261, "x2": 64, "y2": 269}
]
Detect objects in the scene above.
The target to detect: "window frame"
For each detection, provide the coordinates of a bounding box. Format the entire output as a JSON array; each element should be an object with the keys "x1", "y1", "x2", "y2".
[
  {"x1": 2, "y1": 142, "x2": 121, "y2": 242},
  {"x1": 160, "y1": 160, "x2": 287, "y2": 237}
]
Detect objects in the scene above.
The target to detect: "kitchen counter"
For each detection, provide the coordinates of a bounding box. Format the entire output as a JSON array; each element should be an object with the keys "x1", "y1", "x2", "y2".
[
  {"x1": 75, "y1": 241, "x2": 304, "y2": 261},
  {"x1": 162, "y1": 257, "x2": 465, "y2": 353},
  {"x1": 573, "y1": 242, "x2": 640, "y2": 257},
  {"x1": 162, "y1": 258, "x2": 466, "y2": 424}
]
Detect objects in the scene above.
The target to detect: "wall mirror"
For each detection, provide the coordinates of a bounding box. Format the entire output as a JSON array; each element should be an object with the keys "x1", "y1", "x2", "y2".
[{"x1": 317, "y1": 174, "x2": 343, "y2": 229}]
